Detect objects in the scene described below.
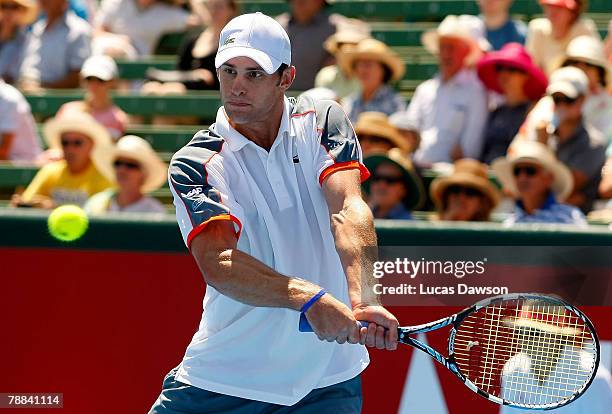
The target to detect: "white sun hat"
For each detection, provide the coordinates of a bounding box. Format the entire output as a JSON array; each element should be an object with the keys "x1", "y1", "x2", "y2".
[
  {"x1": 491, "y1": 140, "x2": 574, "y2": 201},
  {"x1": 80, "y1": 55, "x2": 118, "y2": 81},
  {"x1": 215, "y1": 12, "x2": 291, "y2": 74},
  {"x1": 422, "y1": 15, "x2": 491, "y2": 65},
  {"x1": 546, "y1": 66, "x2": 589, "y2": 99}
]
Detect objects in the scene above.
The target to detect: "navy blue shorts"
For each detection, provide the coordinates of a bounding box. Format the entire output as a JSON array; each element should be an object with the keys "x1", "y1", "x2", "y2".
[{"x1": 148, "y1": 366, "x2": 362, "y2": 414}]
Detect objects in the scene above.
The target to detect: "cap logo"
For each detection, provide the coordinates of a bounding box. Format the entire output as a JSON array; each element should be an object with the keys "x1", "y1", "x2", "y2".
[{"x1": 223, "y1": 37, "x2": 235, "y2": 46}]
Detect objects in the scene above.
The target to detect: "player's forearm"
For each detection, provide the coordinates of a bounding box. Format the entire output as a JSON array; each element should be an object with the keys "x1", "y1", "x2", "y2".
[
  {"x1": 194, "y1": 243, "x2": 322, "y2": 311},
  {"x1": 330, "y1": 196, "x2": 379, "y2": 307}
]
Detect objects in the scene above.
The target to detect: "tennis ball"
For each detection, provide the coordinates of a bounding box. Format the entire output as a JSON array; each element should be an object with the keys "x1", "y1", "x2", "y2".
[{"x1": 47, "y1": 205, "x2": 89, "y2": 242}]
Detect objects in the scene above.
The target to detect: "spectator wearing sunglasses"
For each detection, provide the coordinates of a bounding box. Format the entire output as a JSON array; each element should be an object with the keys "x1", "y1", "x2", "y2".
[
  {"x1": 56, "y1": 55, "x2": 127, "y2": 141},
  {"x1": 0, "y1": 0, "x2": 38, "y2": 84},
  {"x1": 85, "y1": 135, "x2": 167, "y2": 214},
  {"x1": 353, "y1": 111, "x2": 409, "y2": 156},
  {"x1": 430, "y1": 159, "x2": 501, "y2": 222},
  {"x1": 362, "y1": 148, "x2": 425, "y2": 219},
  {"x1": 534, "y1": 66, "x2": 606, "y2": 212},
  {"x1": 492, "y1": 140, "x2": 586, "y2": 225},
  {"x1": 11, "y1": 111, "x2": 114, "y2": 208},
  {"x1": 476, "y1": 43, "x2": 548, "y2": 164}
]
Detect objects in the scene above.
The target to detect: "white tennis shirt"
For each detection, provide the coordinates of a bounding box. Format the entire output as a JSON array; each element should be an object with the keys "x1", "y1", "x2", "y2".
[{"x1": 169, "y1": 95, "x2": 370, "y2": 405}]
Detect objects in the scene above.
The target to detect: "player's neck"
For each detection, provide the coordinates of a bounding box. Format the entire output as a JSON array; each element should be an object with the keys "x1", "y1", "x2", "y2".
[{"x1": 230, "y1": 102, "x2": 285, "y2": 151}]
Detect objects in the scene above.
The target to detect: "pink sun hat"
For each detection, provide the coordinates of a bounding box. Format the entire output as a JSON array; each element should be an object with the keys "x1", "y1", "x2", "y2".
[{"x1": 477, "y1": 43, "x2": 548, "y2": 101}]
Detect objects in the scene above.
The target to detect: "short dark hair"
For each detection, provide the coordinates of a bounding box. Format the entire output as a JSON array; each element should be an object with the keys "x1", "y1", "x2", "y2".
[{"x1": 276, "y1": 63, "x2": 289, "y2": 77}]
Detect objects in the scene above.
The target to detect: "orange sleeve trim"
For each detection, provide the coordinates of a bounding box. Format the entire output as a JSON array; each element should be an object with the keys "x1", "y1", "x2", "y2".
[
  {"x1": 186, "y1": 214, "x2": 243, "y2": 249},
  {"x1": 318, "y1": 161, "x2": 371, "y2": 186}
]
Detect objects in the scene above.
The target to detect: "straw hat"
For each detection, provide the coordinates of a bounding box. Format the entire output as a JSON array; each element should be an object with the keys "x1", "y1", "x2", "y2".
[
  {"x1": 477, "y1": 43, "x2": 548, "y2": 101},
  {"x1": 555, "y1": 36, "x2": 611, "y2": 86},
  {"x1": 324, "y1": 19, "x2": 371, "y2": 54},
  {"x1": 505, "y1": 300, "x2": 581, "y2": 336},
  {"x1": 491, "y1": 140, "x2": 574, "y2": 201},
  {"x1": 113, "y1": 135, "x2": 168, "y2": 193},
  {"x1": 354, "y1": 112, "x2": 409, "y2": 153},
  {"x1": 430, "y1": 159, "x2": 501, "y2": 210},
  {"x1": 43, "y1": 111, "x2": 114, "y2": 181},
  {"x1": 11, "y1": 0, "x2": 38, "y2": 26},
  {"x1": 422, "y1": 15, "x2": 491, "y2": 65},
  {"x1": 363, "y1": 148, "x2": 425, "y2": 210},
  {"x1": 341, "y1": 38, "x2": 405, "y2": 82}
]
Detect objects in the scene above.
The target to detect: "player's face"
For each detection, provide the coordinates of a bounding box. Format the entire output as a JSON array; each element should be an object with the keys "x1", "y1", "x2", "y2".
[{"x1": 218, "y1": 57, "x2": 292, "y2": 125}]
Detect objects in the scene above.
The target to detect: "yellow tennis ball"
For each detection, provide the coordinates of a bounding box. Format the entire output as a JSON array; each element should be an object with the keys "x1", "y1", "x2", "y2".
[{"x1": 47, "y1": 205, "x2": 89, "y2": 242}]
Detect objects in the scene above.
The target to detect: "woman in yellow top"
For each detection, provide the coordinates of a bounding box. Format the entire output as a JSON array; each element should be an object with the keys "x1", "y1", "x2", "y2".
[
  {"x1": 526, "y1": 0, "x2": 600, "y2": 75},
  {"x1": 11, "y1": 110, "x2": 115, "y2": 209}
]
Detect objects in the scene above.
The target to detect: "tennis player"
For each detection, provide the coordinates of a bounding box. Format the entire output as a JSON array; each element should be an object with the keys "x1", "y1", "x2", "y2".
[{"x1": 148, "y1": 12, "x2": 399, "y2": 413}]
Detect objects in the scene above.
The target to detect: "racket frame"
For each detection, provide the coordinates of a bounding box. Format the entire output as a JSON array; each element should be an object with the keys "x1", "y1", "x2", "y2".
[{"x1": 397, "y1": 293, "x2": 600, "y2": 411}]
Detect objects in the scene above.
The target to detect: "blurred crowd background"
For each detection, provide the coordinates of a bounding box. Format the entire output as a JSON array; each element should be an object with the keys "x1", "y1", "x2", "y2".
[{"x1": 1, "y1": 0, "x2": 612, "y2": 227}]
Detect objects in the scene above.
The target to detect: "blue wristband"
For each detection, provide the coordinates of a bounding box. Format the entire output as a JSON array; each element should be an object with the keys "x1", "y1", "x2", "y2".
[{"x1": 300, "y1": 289, "x2": 326, "y2": 314}]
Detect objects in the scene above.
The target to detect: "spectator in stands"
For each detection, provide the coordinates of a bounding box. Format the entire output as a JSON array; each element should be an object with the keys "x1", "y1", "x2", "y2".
[
  {"x1": 0, "y1": 79, "x2": 42, "y2": 162},
  {"x1": 143, "y1": 0, "x2": 237, "y2": 93},
  {"x1": 56, "y1": 55, "x2": 128, "y2": 141},
  {"x1": 93, "y1": 0, "x2": 199, "y2": 59},
  {"x1": 353, "y1": 111, "x2": 409, "y2": 156},
  {"x1": 314, "y1": 19, "x2": 370, "y2": 98},
  {"x1": 277, "y1": 0, "x2": 343, "y2": 90},
  {"x1": 534, "y1": 66, "x2": 606, "y2": 213},
  {"x1": 85, "y1": 135, "x2": 166, "y2": 214},
  {"x1": 605, "y1": 20, "x2": 612, "y2": 66},
  {"x1": 362, "y1": 148, "x2": 425, "y2": 219},
  {"x1": 11, "y1": 111, "x2": 114, "y2": 208},
  {"x1": 430, "y1": 159, "x2": 500, "y2": 222},
  {"x1": 407, "y1": 15, "x2": 489, "y2": 167},
  {"x1": 492, "y1": 140, "x2": 586, "y2": 225},
  {"x1": 389, "y1": 111, "x2": 421, "y2": 155},
  {"x1": 341, "y1": 38, "x2": 405, "y2": 122},
  {"x1": 18, "y1": 0, "x2": 91, "y2": 90},
  {"x1": 559, "y1": 36, "x2": 612, "y2": 137},
  {"x1": 477, "y1": 43, "x2": 548, "y2": 164},
  {"x1": 0, "y1": 0, "x2": 37, "y2": 83},
  {"x1": 477, "y1": 0, "x2": 527, "y2": 50},
  {"x1": 526, "y1": 0, "x2": 599, "y2": 75}
]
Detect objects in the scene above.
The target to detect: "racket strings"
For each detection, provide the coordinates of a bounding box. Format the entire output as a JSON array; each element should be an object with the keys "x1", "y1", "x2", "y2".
[{"x1": 453, "y1": 299, "x2": 597, "y2": 407}]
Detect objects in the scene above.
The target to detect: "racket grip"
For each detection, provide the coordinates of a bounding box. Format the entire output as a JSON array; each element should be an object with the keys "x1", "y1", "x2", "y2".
[{"x1": 298, "y1": 314, "x2": 369, "y2": 332}]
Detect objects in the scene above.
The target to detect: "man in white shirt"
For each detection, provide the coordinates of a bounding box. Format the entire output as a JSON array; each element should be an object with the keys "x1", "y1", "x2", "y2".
[
  {"x1": 406, "y1": 15, "x2": 489, "y2": 166},
  {"x1": 149, "y1": 12, "x2": 398, "y2": 414},
  {"x1": 0, "y1": 79, "x2": 42, "y2": 162}
]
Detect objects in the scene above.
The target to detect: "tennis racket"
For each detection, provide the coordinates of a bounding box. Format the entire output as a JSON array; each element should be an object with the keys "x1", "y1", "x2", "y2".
[{"x1": 299, "y1": 293, "x2": 600, "y2": 410}]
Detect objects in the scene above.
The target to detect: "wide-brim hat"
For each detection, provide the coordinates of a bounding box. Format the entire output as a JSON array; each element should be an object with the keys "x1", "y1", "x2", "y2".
[
  {"x1": 341, "y1": 38, "x2": 405, "y2": 82},
  {"x1": 491, "y1": 140, "x2": 574, "y2": 201},
  {"x1": 554, "y1": 35, "x2": 611, "y2": 86},
  {"x1": 12, "y1": 0, "x2": 38, "y2": 25},
  {"x1": 477, "y1": 43, "x2": 549, "y2": 101},
  {"x1": 363, "y1": 148, "x2": 425, "y2": 210},
  {"x1": 324, "y1": 19, "x2": 371, "y2": 54},
  {"x1": 113, "y1": 135, "x2": 168, "y2": 193},
  {"x1": 354, "y1": 111, "x2": 409, "y2": 153},
  {"x1": 430, "y1": 159, "x2": 501, "y2": 210},
  {"x1": 43, "y1": 111, "x2": 115, "y2": 182},
  {"x1": 422, "y1": 15, "x2": 491, "y2": 66}
]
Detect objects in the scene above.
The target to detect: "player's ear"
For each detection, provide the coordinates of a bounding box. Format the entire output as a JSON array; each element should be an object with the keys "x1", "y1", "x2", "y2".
[{"x1": 278, "y1": 65, "x2": 295, "y2": 91}]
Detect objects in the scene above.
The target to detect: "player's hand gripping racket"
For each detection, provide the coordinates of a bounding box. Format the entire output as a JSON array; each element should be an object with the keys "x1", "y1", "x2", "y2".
[{"x1": 299, "y1": 293, "x2": 599, "y2": 410}]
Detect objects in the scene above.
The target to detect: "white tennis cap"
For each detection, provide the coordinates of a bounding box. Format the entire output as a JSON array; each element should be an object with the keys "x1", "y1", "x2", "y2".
[
  {"x1": 547, "y1": 66, "x2": 588, "y2": 99},
  {"x1": 80, "y1": 55, "x2": 118, "y2": 81},
  {"x1": 215, "y1": 12, "x2": 291, "y2": 75}
]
